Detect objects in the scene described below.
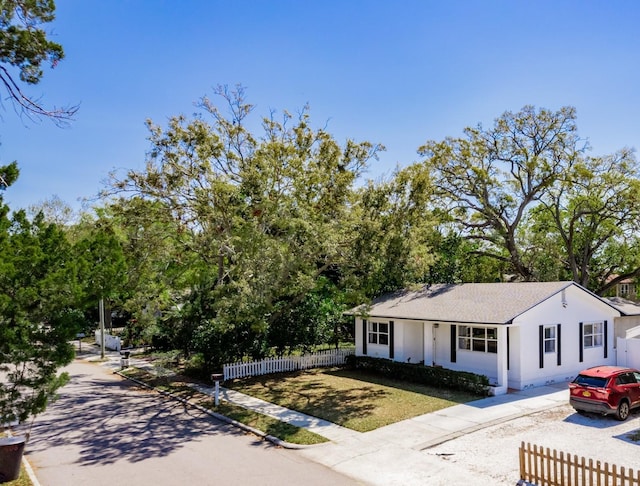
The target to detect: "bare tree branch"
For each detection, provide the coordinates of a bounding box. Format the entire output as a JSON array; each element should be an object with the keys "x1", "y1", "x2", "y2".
[{"x1": 0, "y1": 66, "x2": 78, "y2": 125}]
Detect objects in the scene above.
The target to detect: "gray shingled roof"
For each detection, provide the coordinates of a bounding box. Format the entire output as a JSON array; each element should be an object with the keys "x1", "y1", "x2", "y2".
[
  {"x1": 605, "y1": 296, "x2": 640, "y2": 316},
  {"x1": 349, "y1": 281, "x2": 578, "y2": 324}
]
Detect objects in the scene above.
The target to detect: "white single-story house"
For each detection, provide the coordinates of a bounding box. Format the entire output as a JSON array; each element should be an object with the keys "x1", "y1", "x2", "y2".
[{"x1": 349, "y1": 281, "x2": 622, "y2": 395}]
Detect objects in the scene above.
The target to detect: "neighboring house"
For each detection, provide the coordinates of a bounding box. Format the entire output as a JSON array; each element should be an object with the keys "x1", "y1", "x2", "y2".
[
  {"x1": 349, "y1": 281, "x2": 621, "y2": 395},
  {"x1": 616, "y1": 280, "x2": 637, "y2": 299},
  {"x1": 605, "y1": 276, "x2": 638, "y2": 300}
]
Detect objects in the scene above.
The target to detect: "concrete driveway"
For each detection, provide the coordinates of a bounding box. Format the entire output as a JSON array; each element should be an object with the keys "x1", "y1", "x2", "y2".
[
  {"x1": 17, "y1": 361, "x2": 359, "y2": 486},
  {"x1": 298, "y1": 386, "x2": 640, "y2": 485}
]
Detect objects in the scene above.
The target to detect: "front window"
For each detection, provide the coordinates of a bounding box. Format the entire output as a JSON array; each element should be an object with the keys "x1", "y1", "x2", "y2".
[
  {"x1": 544, "y1": 326, "x2": 556, "y2": 353},
  {"x1": 368, "y1": 321, "x2": 389, "y2": 345},
  {"x1": 583, "y1": 322, "x2": 603, "y2": 348},
  {"x1": 458, "y1": 325, "x2": 497, "y2": 353}
]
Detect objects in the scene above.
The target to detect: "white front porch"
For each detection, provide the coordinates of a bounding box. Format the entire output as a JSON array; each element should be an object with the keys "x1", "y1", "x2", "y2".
[{"x1": 356, "y1": 318, "x2": 510, "y2": 395}]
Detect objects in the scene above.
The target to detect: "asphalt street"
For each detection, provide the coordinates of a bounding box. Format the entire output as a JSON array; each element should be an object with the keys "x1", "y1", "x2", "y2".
[{"x1": 17, "y1": 360, "x2": 360, "y2": 486}]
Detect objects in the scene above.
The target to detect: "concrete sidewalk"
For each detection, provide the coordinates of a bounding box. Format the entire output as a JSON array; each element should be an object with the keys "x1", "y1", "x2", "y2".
[{"x1": 190, "y1": 383, "x2": 362, "y2": 443}]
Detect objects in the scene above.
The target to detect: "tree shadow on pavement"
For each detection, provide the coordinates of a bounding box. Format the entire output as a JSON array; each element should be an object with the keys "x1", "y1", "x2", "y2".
[{"x1": 19, "y1": 367, "x2": 262, "y2": 467}]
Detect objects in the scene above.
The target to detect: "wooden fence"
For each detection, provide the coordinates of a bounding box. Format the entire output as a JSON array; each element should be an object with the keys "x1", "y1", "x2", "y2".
[
  {"x1": 519, "y1": 441, "x2": 640, "y2": 486},
  {"x1": 223, "y1": 347, "x2": 355, "y2": 380}
]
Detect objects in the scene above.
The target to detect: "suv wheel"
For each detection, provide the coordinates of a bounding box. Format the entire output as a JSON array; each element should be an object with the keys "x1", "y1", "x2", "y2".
[{"x1": 616, "y1": 400, "x2": 630, "y2": 421}]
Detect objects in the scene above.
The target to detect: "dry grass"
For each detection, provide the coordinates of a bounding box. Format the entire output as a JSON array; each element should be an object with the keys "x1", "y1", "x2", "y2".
[
  {"x1": 225, "y1": 367, "x2": 479, "y2": 432},
  {"x1": 2, "y1": 463, "x2": 31, "y2": 486}
]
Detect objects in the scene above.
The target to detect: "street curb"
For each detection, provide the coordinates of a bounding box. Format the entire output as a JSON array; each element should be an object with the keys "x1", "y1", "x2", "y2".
[
  {"x1": 113, "y1": 369, "x2": 315, "y2": 450},
  {"x1": 22, "y1": 452, "x2": 41, "y2": 486}
]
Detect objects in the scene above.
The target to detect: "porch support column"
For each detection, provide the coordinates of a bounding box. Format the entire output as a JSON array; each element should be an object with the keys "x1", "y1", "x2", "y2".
[
  {"x1": 496, "y1": 325, "x2": 508, "y2": 392},
  {"x1": 423, "y1": 322, "x2": 433, "y2": 366}
]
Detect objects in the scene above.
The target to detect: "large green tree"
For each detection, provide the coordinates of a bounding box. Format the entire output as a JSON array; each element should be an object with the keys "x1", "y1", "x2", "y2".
[
  {"x1": 0, "y1": 163, "x2": 84, "y2": 425},
  {"x1": 72, "y1": 210, "x2": 128, "y2": 335},
  {"x1": 346, "y1": 163, "x2": 438, "y2": 297},
  {"x1": 419, "y1": 105, "x2": 640, "y2": 293},
  {"x1": 531, "y1": 149, "x2": 640, "y2": 293},
  {"x1": 0, "y1": 0, "x2": 77, "y2": 122},
  {"x1": 418, "y1": 106, "x2": 583, "y2": 281},
  {"x1": 102, "y1": 197, "x2": 194, "y2": 347},
  {"x1": 107, "y1": 86, "x2": 384, "y2": 368}
]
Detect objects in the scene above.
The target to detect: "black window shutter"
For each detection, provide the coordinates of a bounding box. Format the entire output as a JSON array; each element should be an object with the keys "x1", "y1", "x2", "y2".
[
  {"x1": 507, "y1": 327, "x2": 510, "y2": 371},
  {"x1": 389, "y1": 321, "x2": 395, "y2": 360},
  {"x1": 450, "y1": 325, "x2": 456, "y2": 363},
  {"x1": 557, "y1": 324, "x2": 562, "y2": 366},
  {"x1": 579, "y1": 322, "x2": 583, "y2": 362},
  {"x1": 539, "y1": 325, "x2": 544, "y2": 369},
  {"x1": 362, "y1": 320, "x2": 367, "y2": 355},
  {"x1": 604, "y1": 320, "x2": 608, "y2": 359}
]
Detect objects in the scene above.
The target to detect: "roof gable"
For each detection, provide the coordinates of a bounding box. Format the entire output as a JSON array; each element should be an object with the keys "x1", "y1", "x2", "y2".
[{"x1": 351, "y1": 281, "x2": 584, "y2": 324}]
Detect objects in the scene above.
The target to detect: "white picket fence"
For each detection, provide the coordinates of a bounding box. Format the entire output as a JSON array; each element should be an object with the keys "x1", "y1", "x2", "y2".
[
  {"x1": 94, "y1": 330, "x2": 122, "y2": 351},
  {"x1": 223, "y1": 347, "x2": 355, "y2": 380}
]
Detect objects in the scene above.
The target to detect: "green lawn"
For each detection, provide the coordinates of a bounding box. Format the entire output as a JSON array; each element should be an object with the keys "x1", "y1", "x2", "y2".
[{"x1": 225, "y1": 367, "x2": 480, "y2": 432}]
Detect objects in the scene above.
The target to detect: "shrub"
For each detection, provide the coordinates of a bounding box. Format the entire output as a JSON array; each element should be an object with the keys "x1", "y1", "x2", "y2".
[
  {"x1": 182, "y1": 353, "x2": 210, "y2": 381},
  {"x1": 347, "y1": 355, "x2": 491, "y2": 396}
]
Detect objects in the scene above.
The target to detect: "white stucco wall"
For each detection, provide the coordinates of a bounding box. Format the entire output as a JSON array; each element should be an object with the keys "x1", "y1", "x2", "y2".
[
  {"x1": 395, "y1": 320, "x2": 423, "y2": 363},
  {"x1": 617, "y1": 336, "x2": 640, "y2": 368},
  {"x1": 509, "y1": 285, "x2": 619, "y2": 389},
  {"x1": 436, "y1": 323, "x2": 499, "y2": 383},
  {"x1": 507, "y1": 326, "x2": 521, "y2": 382},
  {"x1": 354, "y1": 317, "x2": 391, "y2": 359},
  {"x1": 615, "y1": 316, "x2": 640, "y2": 341},
  {"x1": 355, "y1": 318, "x2": 423, "y2": 362}
]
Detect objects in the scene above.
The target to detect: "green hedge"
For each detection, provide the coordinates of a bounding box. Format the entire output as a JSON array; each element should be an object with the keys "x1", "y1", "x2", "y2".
[{"x1": 345, "y1": 355, "x2": 491, "y2": 396}]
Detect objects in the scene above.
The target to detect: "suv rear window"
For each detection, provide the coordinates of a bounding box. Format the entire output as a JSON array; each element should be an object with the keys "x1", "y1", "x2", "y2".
[{"x1": 573, "y1": 375, "x2": 608, "y2": 387}]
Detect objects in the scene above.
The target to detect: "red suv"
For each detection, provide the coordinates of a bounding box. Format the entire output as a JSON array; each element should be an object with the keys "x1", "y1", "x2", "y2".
[{"x1": 569, "y1": 366, "x2": 640, "y2": 421}]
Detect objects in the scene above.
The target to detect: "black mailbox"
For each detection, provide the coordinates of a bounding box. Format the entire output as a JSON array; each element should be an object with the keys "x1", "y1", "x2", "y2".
[{"x1": 211, "y1": 373, "x2": 224, "y2": 383}]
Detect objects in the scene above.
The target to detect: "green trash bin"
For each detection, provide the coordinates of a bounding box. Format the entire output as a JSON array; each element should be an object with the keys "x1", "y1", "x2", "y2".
[{"x1": 0, "y1": 436, "x2": 26, "y2": 483}]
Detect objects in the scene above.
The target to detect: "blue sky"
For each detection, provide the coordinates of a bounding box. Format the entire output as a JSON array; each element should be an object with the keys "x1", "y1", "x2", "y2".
[{"x1": 2, "y1": 0, "x2": 639, "y2": 213}]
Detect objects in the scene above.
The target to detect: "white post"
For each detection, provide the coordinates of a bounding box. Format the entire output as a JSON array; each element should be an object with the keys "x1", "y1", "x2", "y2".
[
  {"x1": 99, "y1": 297, "x2": 105, "y2": 359},
  {"x1": 496, "y1": 325, "x2": 509, "y2": 393},
  {"x1": 211, "y1": 373, "x2": 224, "y2": 406}
]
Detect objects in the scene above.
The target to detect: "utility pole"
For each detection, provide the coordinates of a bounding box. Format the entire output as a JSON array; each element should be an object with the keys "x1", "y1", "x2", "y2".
[{"x1": 99, "y1": 297, "x2": 105, "y2": 359}]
